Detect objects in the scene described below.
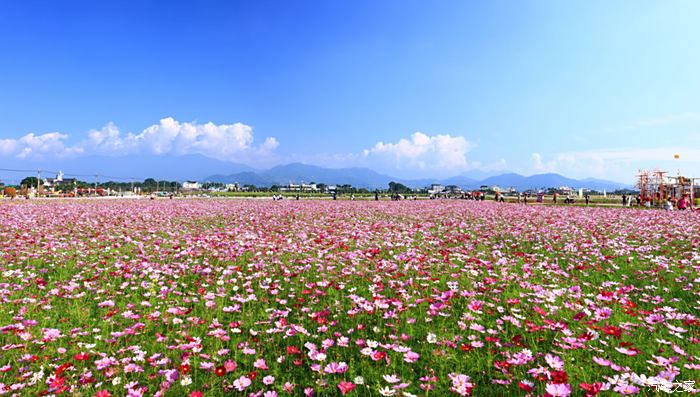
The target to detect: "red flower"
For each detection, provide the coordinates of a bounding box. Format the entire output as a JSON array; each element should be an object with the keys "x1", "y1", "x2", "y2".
[
  {"x1": 287, "y1": 345, "x2": 301, "y2": 355},
  {"x1": 179, "y1": 363, "x2": 191, "y2": 374},
  {"x1": 55, "y1": 363, "x2": 73, "y2": 375},
  {"x1": 580, "y1": 382, "x2": 604, "y2": 396},
  {"x1": 95, "y1": 391, "x2": 112, "y2": 397},
  {"x1": 549, "y1": 370, "x2": 568, "y2": 384},
  {"x1": 50, "y1": 376, "x2": 66, "y2": 389},
  {"x1": 215, "y1": 366, "x2": 226, "y2": 377},
  {"x1": 603, "y1": 325, "x2": 622, "y2": 338},
  {"x1": 189, "y1": 392, "x2": 203, "y2": 397},
  {"x1": 494, "y1": 361, "x2": 511, "y2": 371},
  {"x1": 518, "y1": 381, "x2": 534, "y2": 392},
  {"x1": 73, "y1": 352, "x2": 90, "y2": 361},
  {"x1": 338, "y1": 380, "x2": 356, "y2": 395}
]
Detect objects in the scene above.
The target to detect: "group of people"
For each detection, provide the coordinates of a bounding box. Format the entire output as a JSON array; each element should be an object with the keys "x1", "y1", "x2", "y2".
[
  {"x1": 663, "y1": 194, "x2": 692, "y2": 211},
  {"x1": 619, "y1": 193, "x2": 694, "y2": 211},
  {"x1": 551, "y1": 192, "x2": 590, "y2": 205}
]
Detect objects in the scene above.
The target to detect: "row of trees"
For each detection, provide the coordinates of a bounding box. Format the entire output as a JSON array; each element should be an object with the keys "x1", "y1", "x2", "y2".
[{"x1": 15, "y1": 177, "x2": 182, "y2": 193}]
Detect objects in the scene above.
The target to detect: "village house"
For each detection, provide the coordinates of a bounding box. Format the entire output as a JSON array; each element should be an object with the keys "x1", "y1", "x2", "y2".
[
  {"x1": 182, "y1": 181, "x2": 201, "y2": 190},
  {"x1": 427, "y1": 184, "x2": 444, "y2": 195},
  {"x1": 281, "y1": 183, "x2": 318, "y2": 192}
]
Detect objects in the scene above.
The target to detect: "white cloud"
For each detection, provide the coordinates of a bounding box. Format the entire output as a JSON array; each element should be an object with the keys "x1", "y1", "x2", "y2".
[
  {"x1": 0, "y1": 117, "x2": 279, "y2": 163},
  {"x1": 600, "y1": 112, "x2": 700, "y2": 134},
  {"x1": 0, "y1": 132, "x2": 82, "y2": 159},
  {"x1": 362, "y1": 132, "x2": 474, "y2": 173},
  {"x1": 530, "y1": 147, "x2": 700, "y2": 182}
]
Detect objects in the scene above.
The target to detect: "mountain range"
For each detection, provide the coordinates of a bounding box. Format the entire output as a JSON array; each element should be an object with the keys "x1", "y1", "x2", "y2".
[
  {"x1": 0, "y1": 154, "x2": 630, "y2": 191},
  {"x1": 207, "y1": 163, "x2": 630, "y2": 191}
]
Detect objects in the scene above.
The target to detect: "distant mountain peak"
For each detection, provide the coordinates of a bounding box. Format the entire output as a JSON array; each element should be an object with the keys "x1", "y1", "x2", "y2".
[{"x1": 205, "y1": 163, "x2": 630, "y2": 191}]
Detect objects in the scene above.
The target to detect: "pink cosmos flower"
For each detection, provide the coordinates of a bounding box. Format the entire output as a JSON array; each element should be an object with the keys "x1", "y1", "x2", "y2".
[
  {"x1": 592, "y1": 357, "x2": 611, "y2": 366},
  {"x1": 403, "y1": 351, "x2": 419, "y2": 363},
  {"x1": 338, "y1": 381, "x2": 356, "y2": 395},
  {"x1": 545, "y1": 383, "x2": 571, "y2": 397},
  {"x1": 233, "y1": 376, "x2": 251, "y2": 391},
  {"x1": 263, "y1": 375, "x2": 275, "y2": 385},
  {"x1": 254, "y1": 358, "x2": 269, "y2": 370}
]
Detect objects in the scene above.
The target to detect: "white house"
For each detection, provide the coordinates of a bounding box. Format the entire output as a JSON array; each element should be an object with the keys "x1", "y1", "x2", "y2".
[
  {"x1": 445, "y1": 185, "x2": 462, "y2": 194},
  {"x1": 226, "y1": 183, "x2": 240, "y2": 191},
  {"x1": 282, "y1": 183, "x2": 318, "y2": 192},
  {"x1": 558, "y1": 186, "x2": 574, "y2": 194},
  {"x1": 182, "y1": 181, "x2": 201, "y2": 190},
  {"x1": 427, "y1": 184, "x2": 444, "y2": 194}
]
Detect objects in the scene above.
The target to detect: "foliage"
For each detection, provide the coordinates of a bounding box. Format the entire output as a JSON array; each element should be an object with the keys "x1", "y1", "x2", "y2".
[
  {"x1": 2, "y1": 187, "x2": 16, "y2": 198},
  {"x1": 0, "y1": 200, "x2": 697, "y2": 397}
]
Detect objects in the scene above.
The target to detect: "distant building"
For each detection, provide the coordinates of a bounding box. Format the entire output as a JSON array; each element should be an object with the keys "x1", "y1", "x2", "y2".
[
  {"x1": 427, "y1": 184, "x2": 444, "y2": 194},
  {"x1": 282, "y1": 183, "x2": 318, "y2": 192},
  {"x1": 226, "y1": 183, "x2": 241, "y2": 191},
  {"x1": 49, "y1": 178, "x2": 76, "y2": 186},
  {"x1": 445, "y1": 185, "x2": 462, "y2": 194},
  {"x1": 182, "y1": 181, "x2": 201, "y2": 190},
  {"x1": 44, "y1": 171, "x2": 77, "y2": 188},
  {"x1": 558, "y1": 186, "x2": 574, "y2": 194}
]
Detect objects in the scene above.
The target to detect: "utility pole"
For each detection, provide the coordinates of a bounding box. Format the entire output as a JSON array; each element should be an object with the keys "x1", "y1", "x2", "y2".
[
  {"x1": 94, "y1": 175, "x2": 98, "y2": 197},
  {"x1": 37, "y1": 169, "x2": 41, "y2": 198}
]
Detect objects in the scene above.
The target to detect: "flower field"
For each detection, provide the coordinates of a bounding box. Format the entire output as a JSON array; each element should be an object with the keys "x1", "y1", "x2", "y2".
[{"x1": 0, "y1": 199, "x2": 698, "y2": 396}]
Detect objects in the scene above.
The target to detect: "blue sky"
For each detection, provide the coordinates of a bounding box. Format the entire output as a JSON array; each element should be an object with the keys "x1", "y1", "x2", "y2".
[{"x1": 0, "y1": 0, "x2": 699, "y2": 182}]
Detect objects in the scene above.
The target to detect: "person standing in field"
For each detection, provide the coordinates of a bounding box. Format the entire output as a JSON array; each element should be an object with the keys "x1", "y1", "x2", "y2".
[
  {"x1": 585, "y1": 194, "x2": 589, "y2": 205},
  {"x1": 553, "y1": 192, "x2": 558, "y2": 204},
  {"x1": 621, "y1": 194, "x2": 627, "y2": 206},
  {"x1": 677, "y1": 194, "x2": 689, "y2": 210},
  {"x1": 664, "y1": 199, "x2": 674, "y2": 211}
]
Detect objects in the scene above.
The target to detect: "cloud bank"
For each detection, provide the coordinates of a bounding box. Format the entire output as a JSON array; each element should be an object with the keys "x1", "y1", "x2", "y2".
[
  {"x1": 531, "y1": 147, "x2": 700, "y2": 182},
  {"x1": 0, "y1": 118, "x2": 278, "y2": 163},
  {"x1": 361, "y1": 132, "x2": 474, "y2": 174}
]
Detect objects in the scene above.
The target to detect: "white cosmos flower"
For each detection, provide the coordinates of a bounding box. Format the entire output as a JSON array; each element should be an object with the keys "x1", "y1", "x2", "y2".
[{"x1": 383, "y1": 374, "x2": 400, "y2": 383}]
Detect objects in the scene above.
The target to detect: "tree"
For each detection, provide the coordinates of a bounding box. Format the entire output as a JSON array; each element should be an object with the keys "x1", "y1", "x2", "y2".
[
  {"x1": 20, "y1": 177, "x2": 39, "y2": 188},
  {"x1": 3, "y1": 187, "x2": 16, "y2": 198},
  {"x1": 388, "y1": 181, "x2": 411, "y2": 194}
]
